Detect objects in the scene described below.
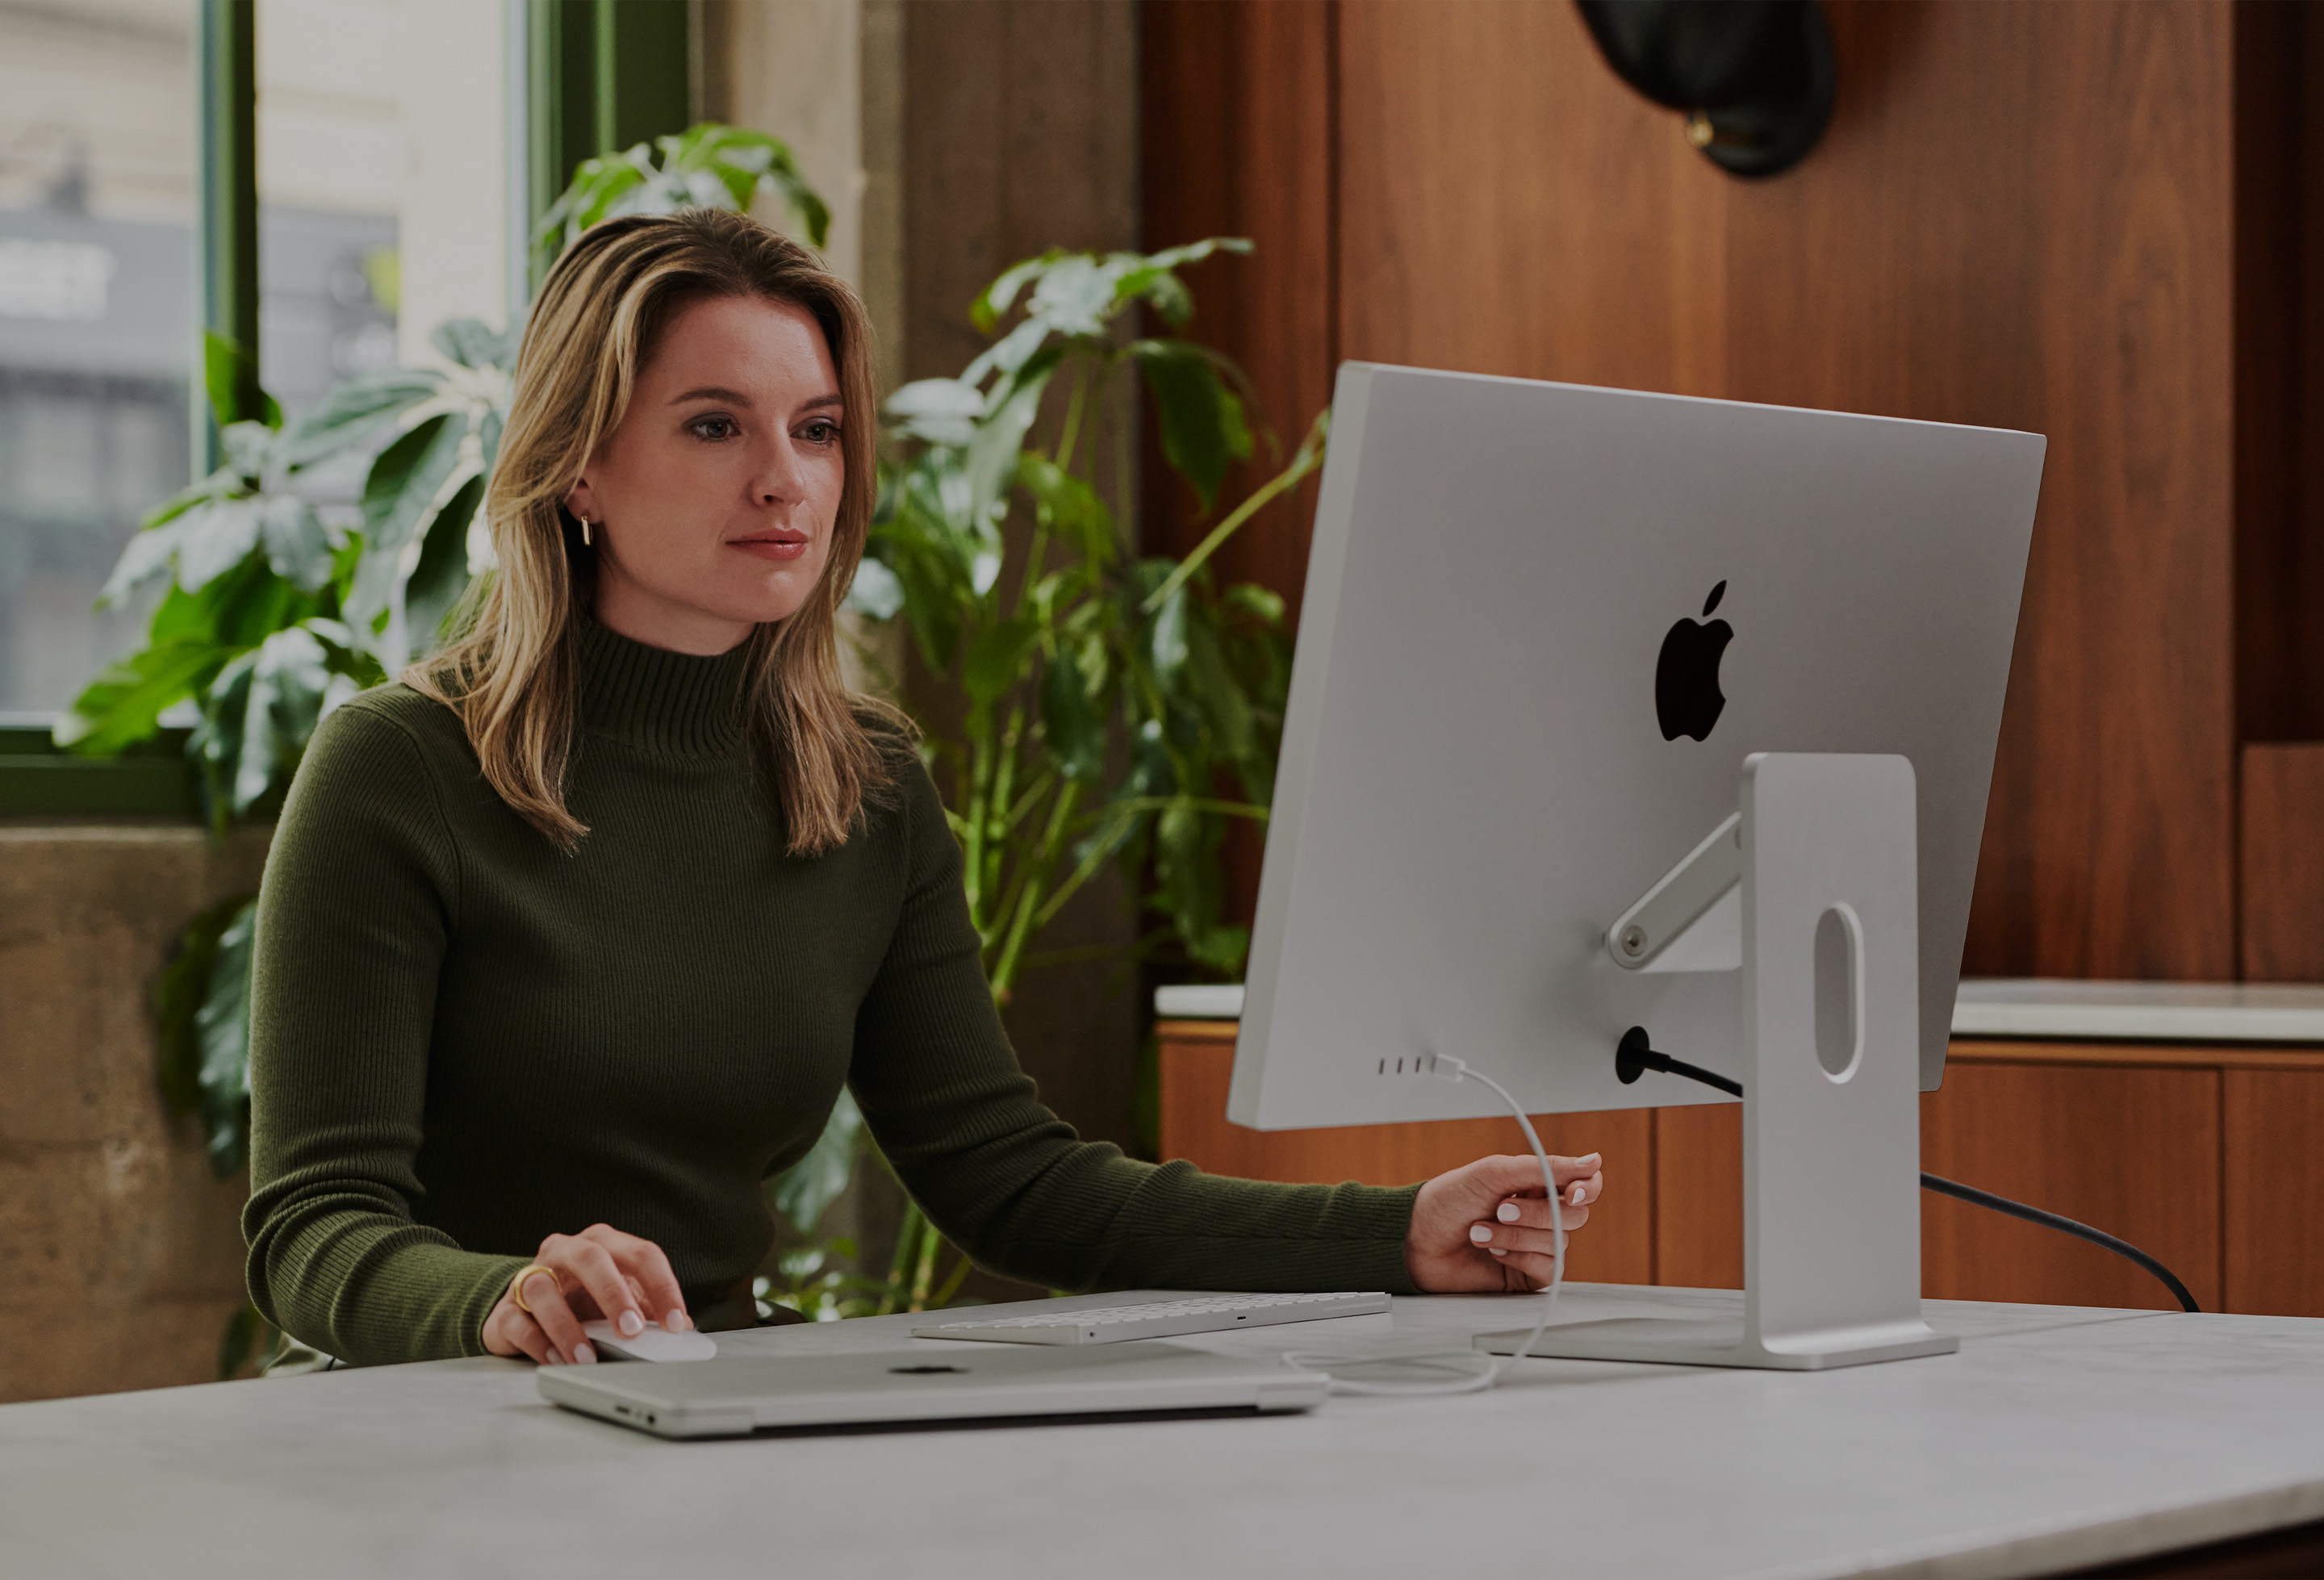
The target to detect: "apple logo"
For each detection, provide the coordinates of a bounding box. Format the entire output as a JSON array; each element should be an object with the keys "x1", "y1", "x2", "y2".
[{"x1": 1654, "y1": 580, "x2": 1733, "y2": 742}]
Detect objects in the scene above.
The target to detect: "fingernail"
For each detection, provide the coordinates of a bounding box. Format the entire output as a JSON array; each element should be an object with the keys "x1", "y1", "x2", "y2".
[
  {"x1": 1571, "y1": 1185, "x2": 1587, "y2": 1205},
  {"x1": 1582, "y1": 1153, "x2": 1601, "y2": 1164},
  {"x1": 575, "y1": 1342, "x2": 596, "y2": 1365},
  {"x1": 1497, "y1": 1202, "x2": 1522, "y2": 1223},
  {"x1": 1490, "y1": 1248, "x2": 1508, "y2": 1257},
  {"x1": 617, "y1": 1310, "x2": 644, "y2": 1337},
  {"x1": 1469, "y1": 1224, "x2": 1494, "y2": 1244},
  {"x1": 667, "y1": 1309, "x2": 690, "y2": 1332}
]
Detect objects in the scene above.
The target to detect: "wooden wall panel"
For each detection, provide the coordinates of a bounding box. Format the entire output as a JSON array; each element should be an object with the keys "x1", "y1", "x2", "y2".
[
  {"x1": 2240, "y1": 743, "x2": 2324, "y2": 980},
  {"x1": 1157, "y1": 1028, "x2": 1653, "y2": 1285},
  {"x1": 1651, "y1": 1104, "x2": 1743, "y2": 1290},
  {"x1": 1328, "y1": 0, "x2": 2238, "y2": 983},
  {"x1": 901, "y1": 0, "x2": 1143, "y2": 1152},
  {"x1": 1165, "y1": 1024, "x2": 2324, "y2": 1313},
  {"x1": 1921, "y1": 1060, "x2": 2223, "y2": 1311},
  {"x1": 1139, "y1": 0, "x2": 1337, "y2": 617},
  {"x1": 2224, "y1": 1068, "x2": 2324, "y2": 1316}
]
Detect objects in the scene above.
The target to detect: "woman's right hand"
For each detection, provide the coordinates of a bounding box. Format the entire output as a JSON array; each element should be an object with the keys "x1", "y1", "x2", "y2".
[{"x1": 482, "y1": 1224, "x2": 692, "y2": 1365}]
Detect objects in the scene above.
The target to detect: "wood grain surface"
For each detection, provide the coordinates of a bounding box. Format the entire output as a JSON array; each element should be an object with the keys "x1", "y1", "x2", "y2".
[
  {"x1": 1921, "y1": 1059, "x2": 2223, "y2": 1311},
  {"x1": 1159, "y1": 1026, "x2": 2324, "y2": 1315},
  {"x1": 2224, "y1": 1068, "x2": 2324, "y2": 1318},
  {"x1": 1141, "y1": 0, "x2": 2250, "y2": 980},
  {"x1": 1156, "y1": 1030, "x2": 1653, "y2": 1285},
  {"x1": 2240, "y1": 744, "x2": 2324, "y2": 980}
]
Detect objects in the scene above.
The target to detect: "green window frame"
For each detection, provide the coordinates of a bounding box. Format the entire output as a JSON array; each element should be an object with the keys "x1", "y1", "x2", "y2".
[{"x1": 2, "y1": 0, "x2": 693, "y2": 821}]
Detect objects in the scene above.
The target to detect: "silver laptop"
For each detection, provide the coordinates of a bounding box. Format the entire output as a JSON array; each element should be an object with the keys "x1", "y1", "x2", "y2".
[{"x1": 537, "y1": 1343, "x2": 1327, "y2": 1439}]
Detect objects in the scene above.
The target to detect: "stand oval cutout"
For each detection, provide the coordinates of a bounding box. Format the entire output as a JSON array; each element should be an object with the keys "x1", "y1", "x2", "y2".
[{"x1": 1812, "y1": 903, "x2": 1865, "y2": 1082}]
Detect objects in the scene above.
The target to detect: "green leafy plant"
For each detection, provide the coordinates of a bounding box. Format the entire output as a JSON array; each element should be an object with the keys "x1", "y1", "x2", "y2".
[
  {"x1": 767, "y1": 240, "x2": 1325, "y2": 1314},
  {"x1": 77, "y1": 129, "x2": 1315, "y2": 1365},
  {"x1": 868, "y1": 239, "x2": 1321, "y2": 993},
  {"x1": 534, "y1": 122, "x2": 830, "y2": 277},
  {"x1": 81, "y1": 322, "x2": 516, "y2": 1201}
]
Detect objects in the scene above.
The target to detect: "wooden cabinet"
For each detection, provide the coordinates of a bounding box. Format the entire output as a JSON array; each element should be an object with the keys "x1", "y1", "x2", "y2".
[{"x1": 1159, "y1": 1022, "x2": 2324, "y2": 1316}]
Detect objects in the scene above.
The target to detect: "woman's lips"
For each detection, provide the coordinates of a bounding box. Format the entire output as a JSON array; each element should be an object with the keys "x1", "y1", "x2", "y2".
[{"x1": 729, "y1": 532, "x2": 812, "y2": 562}]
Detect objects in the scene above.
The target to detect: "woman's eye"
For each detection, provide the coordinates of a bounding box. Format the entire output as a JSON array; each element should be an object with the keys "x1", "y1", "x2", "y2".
[
  {"x1": 800, "y1": 420, "x2": 842, "y2": 445},
  {"x1": 689, "y1": 416, "x2": 739, "y2": 441}
]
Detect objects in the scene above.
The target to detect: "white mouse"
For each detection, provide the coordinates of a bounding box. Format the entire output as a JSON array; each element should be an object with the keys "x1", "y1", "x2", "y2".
[{"x1": 579, "y1": 1319, "x2": 718, "y2": 1362}]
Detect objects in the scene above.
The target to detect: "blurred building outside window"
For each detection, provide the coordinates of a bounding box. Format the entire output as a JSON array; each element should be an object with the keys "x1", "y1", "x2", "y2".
[
  {"x1": 0, "y1": 0, "x2": 197, "y2": 719},
  {"x1": 0, "y1": 0, "x2": 514, "y2": 721}
]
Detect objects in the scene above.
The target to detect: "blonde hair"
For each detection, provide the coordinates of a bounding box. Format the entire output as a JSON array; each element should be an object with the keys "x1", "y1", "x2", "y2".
[{"x1": 408, "y1": 208, "x2": 900, "y2": 855}]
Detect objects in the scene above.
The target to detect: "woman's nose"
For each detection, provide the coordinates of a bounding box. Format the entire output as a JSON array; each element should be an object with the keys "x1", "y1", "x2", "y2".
[{"x1": 753, "y1": 440, "x2": 806, "y2": 505}]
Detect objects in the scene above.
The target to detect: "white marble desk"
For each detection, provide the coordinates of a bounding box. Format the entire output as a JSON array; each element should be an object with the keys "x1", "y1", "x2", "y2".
[{"x1": 6, "y1": 1284, "x2": 2323, "y2": 1580}]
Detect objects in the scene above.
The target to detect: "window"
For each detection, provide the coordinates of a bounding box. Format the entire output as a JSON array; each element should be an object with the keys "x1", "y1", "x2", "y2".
[{"x1": 0, "y1": 0, "x2": 198, "y2": 717}]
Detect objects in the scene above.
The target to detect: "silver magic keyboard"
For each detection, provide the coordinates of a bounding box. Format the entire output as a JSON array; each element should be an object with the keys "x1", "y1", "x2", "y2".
[{"x1": 913, "y1": 1291, "x2": 1391, "y2": 1346}]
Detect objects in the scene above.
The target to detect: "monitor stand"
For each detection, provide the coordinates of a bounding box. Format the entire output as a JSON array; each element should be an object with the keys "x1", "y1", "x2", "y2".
[{"x1": 1478, "y1": 752, "x2": 1959, "y2": 1371}]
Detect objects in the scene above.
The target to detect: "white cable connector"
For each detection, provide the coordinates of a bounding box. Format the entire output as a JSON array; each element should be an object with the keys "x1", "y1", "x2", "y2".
[{"x1": 1282, "y1": 1054, "x2": 1567, "y2": 1396}]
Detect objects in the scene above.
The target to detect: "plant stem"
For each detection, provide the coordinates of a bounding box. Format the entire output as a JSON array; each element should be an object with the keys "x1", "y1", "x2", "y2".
[
  {"x1": 986, "y1": 706, "x2": 1023, "y2": 906},
  {"x1": 931, "y1": 1251, "x2": 974, "y2": 1309},
  {"x1": 880, "y1": 1198, "x2": 923, "y2": 1316},
  {"x1": 1055, "y1": 359, "x2": 1090, "y2": 475},
  {"x1": 1142, "y1": 407, "x2": 1329, "y2": 615},
  {"x1": 909, "y1": 1218, "x2": 942, "y2": 1310},
  {"x1": 988, "y1": 777, "x2": 1083, "y2": 1000},
  {"x1": 962, "y1": 709, "x2": 995, "y2": 928}
]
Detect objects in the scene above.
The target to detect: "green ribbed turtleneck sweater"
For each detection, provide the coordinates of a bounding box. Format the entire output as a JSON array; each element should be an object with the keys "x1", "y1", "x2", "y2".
[{"x1": 244, "y1": 620, "x2": 1420, "y2": 1365}]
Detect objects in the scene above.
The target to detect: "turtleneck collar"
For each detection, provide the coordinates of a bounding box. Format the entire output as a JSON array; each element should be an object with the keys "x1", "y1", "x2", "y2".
[{"x1": 575, "y1": 613, "x2": 752, "y2": 759}]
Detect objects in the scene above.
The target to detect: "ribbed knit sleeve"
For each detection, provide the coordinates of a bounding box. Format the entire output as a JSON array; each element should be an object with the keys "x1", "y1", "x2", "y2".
[
  {"x1": 243, "y1": 700, "x2": 527, "y2": 1365},
  {"x1": 851, "y1": 759, "x2": 1422, "y2": 1295}
]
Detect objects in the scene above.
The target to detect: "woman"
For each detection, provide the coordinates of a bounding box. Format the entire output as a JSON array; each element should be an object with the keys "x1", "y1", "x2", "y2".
[{"x1": 244, "y1": 209, "x2": 1603, "y2": 1369}]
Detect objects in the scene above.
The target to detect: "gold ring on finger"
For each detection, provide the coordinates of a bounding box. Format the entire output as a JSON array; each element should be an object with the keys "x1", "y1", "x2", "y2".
[{"x1": 508, "y1": 1263, "x2": 561, "y2": 1315}]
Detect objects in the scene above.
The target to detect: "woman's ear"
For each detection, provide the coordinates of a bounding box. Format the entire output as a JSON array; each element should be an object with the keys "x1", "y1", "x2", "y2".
[{"x1": 563, "y1": 479, "x2": 595, "y2": 522}]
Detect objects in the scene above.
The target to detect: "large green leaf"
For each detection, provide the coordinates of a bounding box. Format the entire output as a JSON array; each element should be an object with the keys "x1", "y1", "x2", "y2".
[
  {"x1": 257, "y1": 494, "x2": 336, "y2": 592},
  {"x1": 279, "y1": 369, "x2": 440, "y2": 466},
  {"x1": 97, "y1": 516, "x2": 190, "y2": 607},
  {"x1": 430, "y1": 317, "x2": 520, "y2": 371},
  {"x1": 767, "y1": 1089, "x2": 863, "y2": 1235},
  {"x1": 352, "y1": 413, "x2": 467, "y2": 631},
  {"x1": 536, "y1": 123, "x2": 830, "y2": 269},
  {"x1": 963, "y1": 349, "x2": 1060, "y2": 529},
  {"x1": 194, "y1": 898, "x2": 258, "y2": 1177},
  {"x1": 1148, "y1": 580, "x2": 1190, "y2": 688},
  {"x1": 209, "y1": 625, "x2": 338, "y2": 814},
  {"x1": 404, "y1": 472, "x2": 483, "y2": 654},
  {"x1": 54, "y1": 640, "x2": 222, "y2": 754},
  {"x1": 963, "y1": 617, "x2": 1040, "y2": 706},
  {"x1": 156, "y1": 896, "x2": 253, "y2": 1129},
  {"x1": 1039, "y1": 647, "x2": 1105, "y2": 781},
  {"x1": 1180, "y1": 609, "x2": 1256, "y2": 763},
  {"x1": 170, "y1": 497, "x2": 267, "y2": 593},
  {"x1": 1134, "y1": 341, "x2": 1252, "y2": 513},
  {"x1": 1018, "y1": 455, "x2": 1115, "y2": 570},
  {"x1": 203, "y1": 331, "x2": 282, "y2": 431},
  {"x1": 157, "y1": 554, "x2": 317, "y2": 652},
  {"x1": 884, "y1": 378, "x2": 983, "y2": 448},
  {"x1": 844, "y1": 556, "x2": 905, "y2": 621}
]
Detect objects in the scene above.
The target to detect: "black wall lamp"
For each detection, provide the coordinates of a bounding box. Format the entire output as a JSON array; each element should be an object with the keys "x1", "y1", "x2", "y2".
[{"x1": 1575, "y1": 0, "x2": 1836, "y2": 178}]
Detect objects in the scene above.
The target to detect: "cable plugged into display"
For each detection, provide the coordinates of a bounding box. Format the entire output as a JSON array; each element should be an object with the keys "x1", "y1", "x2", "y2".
[
  {"x1": 1281, "y1": 1055, "x2": 1567, "y2": 1396},
  {"x1": 1612, "y1": 1025, "x2": 2202, "y2": 1313}
]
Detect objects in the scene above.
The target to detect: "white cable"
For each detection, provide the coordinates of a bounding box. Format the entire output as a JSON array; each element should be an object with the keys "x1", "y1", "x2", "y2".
[{"x1": 1281, "y1": 1054, "x2": 1566, "y2": 1396}]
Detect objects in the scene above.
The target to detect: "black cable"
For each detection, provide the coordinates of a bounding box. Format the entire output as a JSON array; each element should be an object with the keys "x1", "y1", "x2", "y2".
[
  {"x1": 1914, "y1": 1172, "x2": 2199, "y2": 1312},
  {"x1": 1613, "y1": 1026, "x2": 2201, "y2": 1314}
]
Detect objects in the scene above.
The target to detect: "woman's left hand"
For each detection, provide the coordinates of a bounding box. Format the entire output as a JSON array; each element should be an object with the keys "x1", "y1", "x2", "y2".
[{"x1": 1405, "y1": 1151, "x2": 1603, "y2": 1292}]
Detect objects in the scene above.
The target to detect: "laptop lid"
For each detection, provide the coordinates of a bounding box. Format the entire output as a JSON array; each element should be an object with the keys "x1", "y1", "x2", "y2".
[{"x1": 537, "y1": 1343, "x2": 1327, "y2": 1438}]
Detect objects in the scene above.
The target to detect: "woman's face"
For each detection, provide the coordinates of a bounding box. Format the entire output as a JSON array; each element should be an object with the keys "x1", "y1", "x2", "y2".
[{"x1": 566, "y1": 293, "x2": 846, "y2": 656}]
